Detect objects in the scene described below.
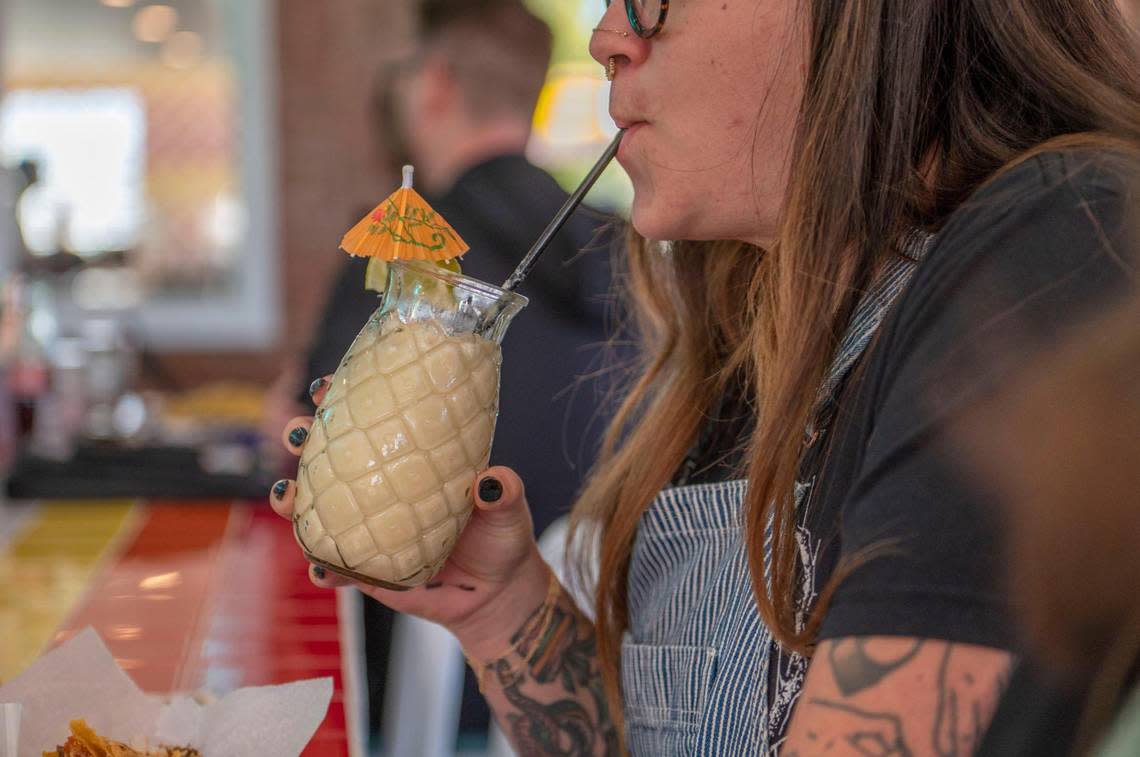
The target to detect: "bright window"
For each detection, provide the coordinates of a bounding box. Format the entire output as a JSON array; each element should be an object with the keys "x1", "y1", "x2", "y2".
[{"x1": 1, "y1": 87, "x2": 146, "y2": 257}]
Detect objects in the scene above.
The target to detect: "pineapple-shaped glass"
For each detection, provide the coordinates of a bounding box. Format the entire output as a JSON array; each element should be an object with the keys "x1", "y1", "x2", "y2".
[{"x1": 292, "y1": 260, "x2": 527, "y2": 589}]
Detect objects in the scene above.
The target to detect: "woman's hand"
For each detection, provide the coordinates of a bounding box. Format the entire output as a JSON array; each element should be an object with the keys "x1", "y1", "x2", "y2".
[{"x1": 268, "y1": 376, "x2": 553, "y2": 655}]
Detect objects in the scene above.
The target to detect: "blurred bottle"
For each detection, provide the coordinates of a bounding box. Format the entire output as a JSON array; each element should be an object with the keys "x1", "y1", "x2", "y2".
[
  {"x1": 41, "y1": 336, "x2": 87, "y2": 458},
  {"x1": 7, "y1": 278, "x2": 49, "y2": 439},
  {"x1": 0, "y1": 277, "x2": 24, "y2": 484},
  {"x1": 21, "y1": 282, "x2": 87, "y2": 461},
  {"x1": 81, "y1": 317, "x2": 136, "y2": 441}
]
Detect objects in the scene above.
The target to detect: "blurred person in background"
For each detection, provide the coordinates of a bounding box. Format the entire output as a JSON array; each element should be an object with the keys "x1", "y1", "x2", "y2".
[
  {"x1": 268, "y1": 0, "x2": 614, "y2": 745},
  {"x1": 961, "y1": 296, "x2": 1140, "y2": 757},
  {"x1": 0, "y1": 160, "x2": 38, "y2": 277},
  {"x1": 282, "y1": 0, "x2": 613, "y2": 536},
  {"x1": 271, "y1": 0, "x2": 1140, "y2": 754}
]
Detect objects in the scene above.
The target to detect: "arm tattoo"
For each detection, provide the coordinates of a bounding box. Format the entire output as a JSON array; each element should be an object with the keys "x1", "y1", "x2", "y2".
[
  {"x1": 830, "y1": 638, "x2": 923, "y2": 696},
  {"x1": 796, "y1": 639, "x2": 1013, "y2": 756},
  {"x1": 932, "y1": 645, "x2": 1011, "y2": 755},
  {"x1": 806, "y1": 698, "x2": 913, "y2": 756},
  {"x1": 486, "y1": 589, "x2": 619, "y2": 756}
]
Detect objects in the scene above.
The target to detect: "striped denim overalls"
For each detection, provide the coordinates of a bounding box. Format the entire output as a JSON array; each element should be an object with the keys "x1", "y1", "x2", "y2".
[{"x1": 621, "y1": 250, "x2": 925, "y2": 755}]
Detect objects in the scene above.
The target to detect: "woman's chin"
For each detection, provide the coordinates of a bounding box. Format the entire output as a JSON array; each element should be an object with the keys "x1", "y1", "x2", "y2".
[
  {"x1": 630, "y1": 202, "x2": 688, "y2": 243},
  {"x1": 631, "y1": 199, "x2": 771, "y2": 246},
  {"x1": 630, "y1": 197, "x2": 747, "y2": 243}
]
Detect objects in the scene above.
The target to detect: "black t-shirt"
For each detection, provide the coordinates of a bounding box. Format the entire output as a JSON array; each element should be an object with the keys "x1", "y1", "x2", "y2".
[
  {"x1": 782, "y1": 151, "x2": 1136, "y2": 749},
  {"x1": 809, "y1": 150, "x2": 1136, "y2": 646}
]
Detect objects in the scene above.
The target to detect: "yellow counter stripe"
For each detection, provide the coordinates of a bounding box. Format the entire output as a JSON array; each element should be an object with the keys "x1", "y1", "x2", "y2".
[{"x1": 0, "y1": 501, "x2": 137, "y2": 682}]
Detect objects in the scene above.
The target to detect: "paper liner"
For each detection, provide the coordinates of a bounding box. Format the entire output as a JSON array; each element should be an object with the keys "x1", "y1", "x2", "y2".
[{"x1": 0, "y1": 628, "x2": 332, "y2": 756}]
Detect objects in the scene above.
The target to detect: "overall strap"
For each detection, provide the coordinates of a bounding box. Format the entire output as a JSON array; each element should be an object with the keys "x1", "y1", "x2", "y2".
[{"x1": 807, "y1": 233, "x2": 932, "y2": 444}]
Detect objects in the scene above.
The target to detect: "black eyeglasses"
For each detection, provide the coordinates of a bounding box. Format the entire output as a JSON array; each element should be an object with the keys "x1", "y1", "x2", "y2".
[{"x1": 604, "y1": 0, "x2": 669, "y2": 38}]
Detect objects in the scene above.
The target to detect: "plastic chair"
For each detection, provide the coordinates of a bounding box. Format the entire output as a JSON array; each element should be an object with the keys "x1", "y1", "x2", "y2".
[{"x1": 380, "y1": 612, "x2": 466, "y2": 756}]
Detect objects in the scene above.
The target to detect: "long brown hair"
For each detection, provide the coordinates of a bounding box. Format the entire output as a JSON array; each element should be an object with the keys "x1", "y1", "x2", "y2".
[{"x1": 568, "y1": 0, "x2": 1140, "y2": 732}]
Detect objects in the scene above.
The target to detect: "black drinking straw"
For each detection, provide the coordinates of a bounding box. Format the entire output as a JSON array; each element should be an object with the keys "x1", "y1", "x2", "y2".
[{"x1": 501, "y1": 129, "x2": 625, "y2": 292}]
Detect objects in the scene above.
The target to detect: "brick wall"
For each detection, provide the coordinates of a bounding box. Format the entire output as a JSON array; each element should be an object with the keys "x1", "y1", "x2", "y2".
[{"x1": 154, "y1": 0, "x2": 413, "y2": 388}]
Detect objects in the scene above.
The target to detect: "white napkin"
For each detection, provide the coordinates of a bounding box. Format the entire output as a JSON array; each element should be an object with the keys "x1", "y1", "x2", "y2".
[{"x1": 0, "y1": 628, "x2": 332, "y2": 756}]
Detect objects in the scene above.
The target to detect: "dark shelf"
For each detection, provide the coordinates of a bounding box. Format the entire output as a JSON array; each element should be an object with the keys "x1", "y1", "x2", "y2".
[{"x1": 6, "y1": 443, "x2": 272, "y2": 500}]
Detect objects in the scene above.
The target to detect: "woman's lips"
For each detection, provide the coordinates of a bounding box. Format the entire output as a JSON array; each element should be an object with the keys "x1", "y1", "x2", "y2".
[{"x1": 616, "y1": 122, "x2": 646, "y2": 159}]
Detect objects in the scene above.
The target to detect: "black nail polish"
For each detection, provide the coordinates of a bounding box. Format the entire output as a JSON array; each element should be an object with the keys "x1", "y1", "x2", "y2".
[
  {"x1": 425, "y1": 582, "x2": 443, "y2": 590},
  {"x1": 288, "y1": 427, "x2": 309, "y2": 447},
  {"x1": 478, "y1": 477, "x2": 502, "y2": 503},
  {"x1": 457, "y1": 584, "x2": 477, "y2": 593},
  {"x1": 308, "y1": 377, "x2": 327, "y2": 397},
  {"x1": 272, "y1": 480, "x2": 289, "y2": 499},
  {"x1": 312, "y1": 565, "x2": 326, "y2": 580}
]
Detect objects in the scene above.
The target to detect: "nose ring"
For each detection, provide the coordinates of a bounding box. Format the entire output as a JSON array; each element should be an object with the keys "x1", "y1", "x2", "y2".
[{"x1": 606, "y1": 57, "x2": 617, "y2": 81}]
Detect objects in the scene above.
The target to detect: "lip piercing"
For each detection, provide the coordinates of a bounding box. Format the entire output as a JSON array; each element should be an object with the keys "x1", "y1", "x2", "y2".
[
  {"x1": 606, "y1": 57, "x2": 617, "y2": 81},
  {"x1": 593, "y1": 27, "x2": 631, "y2": 37}
]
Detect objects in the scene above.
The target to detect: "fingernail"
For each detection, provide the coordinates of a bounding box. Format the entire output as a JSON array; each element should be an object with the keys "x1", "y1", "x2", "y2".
[
  {"x1": 272, "y1": 480, "x2": 289, "y2": 499},
  {"x1": 312, "y1": 565, "x2": 326, "y2": 580},
  {"x1": 308, "y1": 377, "x2": 327, "y2": 397},
  {"x1": 288, "y1": 426, "x2": 309, "y2": 447},
  {"x1": 478, "y1": 476, "x2": 502, "y2": 503}
]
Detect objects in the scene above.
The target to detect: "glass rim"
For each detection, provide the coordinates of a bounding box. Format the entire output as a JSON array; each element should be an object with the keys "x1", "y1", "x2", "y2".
[{"x1": 392, "y1": 259, "x2": 529, "y2": 310}]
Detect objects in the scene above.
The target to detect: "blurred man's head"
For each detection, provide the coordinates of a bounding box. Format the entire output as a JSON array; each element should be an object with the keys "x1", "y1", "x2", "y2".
[
  {"x1": 418, "y1": 0, "x2": 553, "y2": 126},
  {"x1": 375, "y1": 0, "x2": 553, "y2": 192}
]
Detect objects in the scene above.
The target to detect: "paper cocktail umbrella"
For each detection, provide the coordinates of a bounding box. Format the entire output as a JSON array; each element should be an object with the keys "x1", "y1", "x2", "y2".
[{"x1": 340, "y1": 165, "x2": 469, "y2": 261}]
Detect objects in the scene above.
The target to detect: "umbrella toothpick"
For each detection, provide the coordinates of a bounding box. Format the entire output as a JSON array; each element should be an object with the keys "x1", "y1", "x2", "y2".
[{"x1": 340, "y1": 164, "x2": 468, "y2": 262}]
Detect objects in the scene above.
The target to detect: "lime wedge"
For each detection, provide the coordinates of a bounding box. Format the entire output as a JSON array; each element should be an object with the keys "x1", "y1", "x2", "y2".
[
  {"x1": 363, "y1": 257, "x2": 461, "y2": 293},
  {"x1": 436, "y1": 258, "x2": 462, "y2": 276},
  {"x1": 364, "y1": 258, "x2": 389, "y2": 293}
]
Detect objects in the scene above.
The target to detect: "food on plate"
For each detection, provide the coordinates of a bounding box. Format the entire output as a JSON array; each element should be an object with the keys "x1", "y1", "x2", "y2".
[{"x1": 45, "y1": 719, "x2": 200, "y2": 757}]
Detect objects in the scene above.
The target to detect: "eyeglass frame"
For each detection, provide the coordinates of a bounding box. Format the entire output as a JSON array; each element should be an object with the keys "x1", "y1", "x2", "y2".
[{"x1": 605, "y1": 0, "x2": 670, "y2": 38}]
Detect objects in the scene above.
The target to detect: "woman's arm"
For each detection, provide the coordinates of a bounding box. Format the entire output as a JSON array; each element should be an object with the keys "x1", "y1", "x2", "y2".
[
  {"x1": 781, "y1": 637, "x2": 1011, "y2": 756},
  {"x1": 456, "y1": 564, "x2": 619, "y2": 756}
]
